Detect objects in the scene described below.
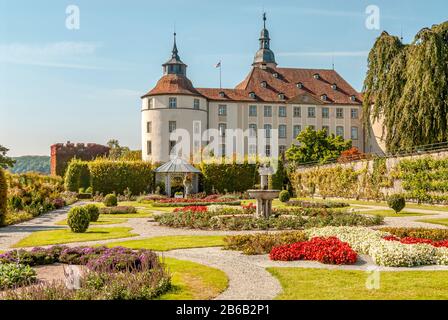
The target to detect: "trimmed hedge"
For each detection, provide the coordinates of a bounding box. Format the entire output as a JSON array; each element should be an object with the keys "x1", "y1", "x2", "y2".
[
  {"x1": 64, "y1": 159, "x2": 91, "y2": 192},
  {"x1": 0, "y1": 168, "x2": 7, "y2": 226},
  {"x1": 89, "y1": 160, "x2": 153, "y2": 195},
  {"x1": 380, "y1": 227, "x2": 448, "y2": 241},
  {"x1": 199, "y1": 161, "x2": 258, "y2": 193}
]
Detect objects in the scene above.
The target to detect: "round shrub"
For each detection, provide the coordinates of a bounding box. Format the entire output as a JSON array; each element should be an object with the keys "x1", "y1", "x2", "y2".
[
  {"x1": 103, "y1": 194, "x2": 118, "y2": 207},
  {"x1": 387, "y1": 194, "x2": 406, "y2": 213},
  {"x1": 84, "y1": 204, "x2": 100, "y2": 222},
  {"x1": 67, "y1": 207, "x2": 91, "y2": 233},
  {"x1": 279, "y1": 190, "x2": 291, "y2": 203}
]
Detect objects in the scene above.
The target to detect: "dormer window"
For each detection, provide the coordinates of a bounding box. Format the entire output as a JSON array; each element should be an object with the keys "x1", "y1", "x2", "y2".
[
  {"x1": 331, "y1": 84, "x2": 338, "y2": 90},
  {"x1": 296, "y1": 82, "x2": 303, "y2": 89},
  {"x1": 278, "y1": 93, "x2": 285, "y2": 100},
  {"x1": 249, "y1": 92, "x2": 256, "y2": 99},
  {"x1": 313, "y1": 73, "x2": 320, "y2": 80},
  {"x1": 261, "y1": 81, "x2": 267, "y2": 88},
  {"x1": 350, "y1": 95, "x2": 357, "y2": 102},
  {"x1": 321, "y1": 94, "x2": 328, "y2": 101},
  {"x1": 219, "y1": 91, "x2": 225, "y2": 98},
  {"x1": 273, "y1": 72, "x2": 279, "y2": 78}
]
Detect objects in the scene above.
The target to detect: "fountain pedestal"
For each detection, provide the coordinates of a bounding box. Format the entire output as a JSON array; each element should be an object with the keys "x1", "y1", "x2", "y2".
[{"x1": 247, "y1": 166, "x2": 280, "y2": 219}]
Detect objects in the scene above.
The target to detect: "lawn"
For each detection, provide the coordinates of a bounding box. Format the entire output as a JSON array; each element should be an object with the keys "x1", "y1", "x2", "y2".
[
  {"x1": 416, "y1": 218, "x2": 448, "y2": 227},
  {"x1": 268, "y1": 268, "x2": 448, "y2": 300},
  {"x1": 159, "y1": 257, "x2": 228, "y2": 300},
  {"x1": 355, "y1": 210, "x2": 432, "y2": 217},
  {"x1": 55, "y1": 217, "x2": 128, "y2": 226},
  {"x1": 12, "y1": 227, "x2": 137, "y2": 248},
  {"x1": 106, "y1": 235, "x2": 225, "y2": 251}
]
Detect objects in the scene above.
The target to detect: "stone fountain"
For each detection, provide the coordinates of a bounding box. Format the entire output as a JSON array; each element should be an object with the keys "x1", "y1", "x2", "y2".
[{"x1": 247, "y1": 165, "x2": 280, "y2": 219}]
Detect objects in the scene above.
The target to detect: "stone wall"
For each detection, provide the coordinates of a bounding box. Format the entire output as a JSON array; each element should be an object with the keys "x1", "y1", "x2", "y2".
[{"x1": 50, "y1": 142, "x2": 110, "y2": 176}]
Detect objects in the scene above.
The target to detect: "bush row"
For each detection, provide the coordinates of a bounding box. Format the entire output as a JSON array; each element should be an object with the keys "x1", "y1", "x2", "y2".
[
  {"x1": 64, "y1": 160, "x2": 154, "y2": 196},
  {"x1": 0, "y1": 168, "x2": 7, "y2": 226}
]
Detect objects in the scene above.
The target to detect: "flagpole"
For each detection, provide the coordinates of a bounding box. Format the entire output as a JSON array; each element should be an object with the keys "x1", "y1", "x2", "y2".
[{"x1": 219, "y1": 60, "x2": 222, "y2": 89}]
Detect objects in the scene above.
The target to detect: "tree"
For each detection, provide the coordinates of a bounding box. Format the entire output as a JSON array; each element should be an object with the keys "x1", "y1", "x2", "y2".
[
  {"x1": 107, "y1": 139, "x2": 130, "y2": 160},
  {"x1": 285, "y1": 127, "x2": 352, "y2": 164},
  {"x1": 0, "y1": 145, "x2": 15, "y2": 169},
  {"x1": 363, "y1": 22, "x2": 448, "y2": 151}
]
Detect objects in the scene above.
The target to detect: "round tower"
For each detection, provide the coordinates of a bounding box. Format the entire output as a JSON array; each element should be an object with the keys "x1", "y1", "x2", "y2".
[{"x1": 141, "y1": 33, "x2": 207, "y2": 163}]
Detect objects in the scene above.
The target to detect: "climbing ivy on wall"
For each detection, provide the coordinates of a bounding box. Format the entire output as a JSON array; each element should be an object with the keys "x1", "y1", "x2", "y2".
[{"x1": 363, "y1": 22, "x2": 448, "y2": 151}]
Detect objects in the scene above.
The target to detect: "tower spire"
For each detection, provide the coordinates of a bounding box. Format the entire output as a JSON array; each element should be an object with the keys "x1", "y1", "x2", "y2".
[
  {"x1": 163, "y1": 31, "x2": 187, "y2": 76},
  {"x1": 252, "y1": 12, "x2": 277, "y2": 67},
  {"x1": 172, "y1": 31, "x2": 179, "y2": 59}
]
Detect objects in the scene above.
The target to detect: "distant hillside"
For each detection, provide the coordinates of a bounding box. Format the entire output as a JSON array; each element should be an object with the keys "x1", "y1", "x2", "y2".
[{"x1": 9, "y1": 156, "x2": 51, "y2": 174}]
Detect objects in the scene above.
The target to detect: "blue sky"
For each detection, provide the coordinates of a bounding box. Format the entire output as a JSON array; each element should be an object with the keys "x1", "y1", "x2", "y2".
[{"x1": 1, "y1": 0, "x2": 447, "y2": 156}]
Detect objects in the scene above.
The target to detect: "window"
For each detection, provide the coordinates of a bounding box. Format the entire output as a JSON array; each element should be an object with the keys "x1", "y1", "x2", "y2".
[
  {"x1": 278, "y1": 106, "x2": 287, "y2": 117},
  {"x1": 147, "y1": 141, "x2": 152, "y2": 155},
  {"x1": 322, "y1": 107, "x2": 329, "y2": 119},
  {"x1": 249, "y1": 105, "x2": 257, "y2": 117},
  {"x1": 261, "y1": 81, "x2": 267, "y2": 88},
  {"x1": 220, "y1": 144, "x2": 226, "y2": 157},
  {"x1": 351, "y1": 126, "x2": 359, "y2": 140},
  {"x1": 249, "y1": 92, "x2": 256, "y2": 99},
  {"x1": 148, "y1": 98, "x2": 154, "y2": 109},
  {"x1": 279, "y1": 145, "x2": 287, "y2": 155},
  {"x1": 308, "y1": 107, "x2": 316, "y2": 118},
  {"x1": 249, "y1": 144, "x2": 257, "y2": 155},
  {"x1": 249, "y1": 124, "x2": 257, "y2": 137},
  {"x1": 279, "y1": 125, "x2": 287, "y2": 138},
  {"x1": 293, "y1": 125, "x2": 301, "y2": 138},
  {"x1": 264, "y1": 106, "x2": 272, "y2": 117},
  {"x1": 321, "y1": 94, "x2": 327, "y2": 101},
  {"x1": 218, "y1": 105, "x2": 227, "y2": 116},
  {"x1": 169, "y1": 141, "x2": 176, "y2": 155},
  {"x1": 168, "y1": 121, "x2": 176, "y2": 133},
  {"x1": 293, "y1": 107, "x2": 301, "y2": 118},
  {"x1": 146, "y1": 121, "x2": 152, "y2": 134},
  {"x1": 218, "y1": 123, "x2": 227, "y2": 137},
  {"x1": 336, "y1": 108, "x2": 344, "y2": 119},
  {"x1": 264, "y1": 124, "x2": 272, "y2": 138},
  {"x1": 336, "y1": 126, "x2": 344, "y2": 138},
  {"x1": 322, "y1": 125, "x2": 330, "y2": 135},
  {"x1": 194, "y1": 99, "x2": 200, "y2": 110},
  {"x1": 169, "y1": 97, "x2": 177, "y2": 109},
  {"x1": 265, "y1": 145, "x2": 271, "y2": 157},
  {"x1": 351, "y1": 108, "x2": 359, "y2": 119}
]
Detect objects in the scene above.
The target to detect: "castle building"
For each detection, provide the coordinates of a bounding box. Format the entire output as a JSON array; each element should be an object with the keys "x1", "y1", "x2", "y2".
[{"x1": 141, "y1": 14, "x2": 364, "y2": 163}]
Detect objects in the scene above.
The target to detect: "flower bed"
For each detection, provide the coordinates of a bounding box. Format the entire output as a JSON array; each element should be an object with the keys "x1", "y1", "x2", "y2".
[
  {"x1": 286, "y1": 200, "x2": 350, "y2": 209},
  {"x1": 380, "y1": 227, "x2": 448, "y2": 241},
  {"x1": 0, "y1": 263, "x2": 37, "y2": 290},
  {"x1": 270, "y1": 237, "x2": 358, "y2": 265},
  {"x1": 99, "y1": 206, "x2": 137, "y2": 215}
]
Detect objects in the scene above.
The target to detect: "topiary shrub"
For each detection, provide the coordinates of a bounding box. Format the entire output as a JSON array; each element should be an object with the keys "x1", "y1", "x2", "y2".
[
  {"x1": 103, "y1": 194, "x2": 118, "y2": 207},
  {"x1": 387, "y1": 194, "x2": 406, "y2": 213},
  {"x1": 0, "y1": 168, "x2": 7, "y2": 226},
  {"x1": 64, "y1": 159, "x2": 91, "y2": 192},
  {"x1": 67, "y1": 207, "x2": 90, "y2": 233},
  {"x1": 84, "y1": 204, "x2": 100, "y2": 222},
  {"x1": 279, "y1": 190, "x2": 291, "y2": 203}
]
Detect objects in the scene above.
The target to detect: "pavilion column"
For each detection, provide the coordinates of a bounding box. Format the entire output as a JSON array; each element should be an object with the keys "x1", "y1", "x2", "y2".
[{"x1": 165, "y1": 174, "x2": 171, "y2": 197}]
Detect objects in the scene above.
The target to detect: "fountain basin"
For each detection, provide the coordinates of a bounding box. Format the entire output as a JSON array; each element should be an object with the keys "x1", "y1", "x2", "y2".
[{"x1": 247, "y1": 189, "x2": 280, "y2": 200}]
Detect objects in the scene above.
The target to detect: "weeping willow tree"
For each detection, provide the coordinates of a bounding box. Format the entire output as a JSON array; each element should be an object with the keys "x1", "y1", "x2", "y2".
[{"x1": 363, "y1": 22, "x2": 448, "y2": 151}]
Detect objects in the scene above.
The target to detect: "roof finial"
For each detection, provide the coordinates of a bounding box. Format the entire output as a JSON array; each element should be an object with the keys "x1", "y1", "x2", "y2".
[
  {"x1": 172, "y1": 30, "x2": 178, "y2": 58},
  {"x1": 263, "y1": 12, "x2": 267, "y2": 29}
]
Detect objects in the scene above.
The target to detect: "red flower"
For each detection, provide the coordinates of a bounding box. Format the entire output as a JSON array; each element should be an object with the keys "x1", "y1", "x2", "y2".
[
  {"x1": 383, "y1": 235, "x2": 448, "y2": 248},
  {"x1": 270, "y1": 237, "x2": 358, "y2": 265},
  {"x1": 173, "y1": 206, "x2": 208, "y2": 213}
]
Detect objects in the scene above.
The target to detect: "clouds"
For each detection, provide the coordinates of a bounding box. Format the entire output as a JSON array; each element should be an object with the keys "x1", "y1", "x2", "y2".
[{"x1": 0, "y1": 41, "x2": 106, "y2": 70}]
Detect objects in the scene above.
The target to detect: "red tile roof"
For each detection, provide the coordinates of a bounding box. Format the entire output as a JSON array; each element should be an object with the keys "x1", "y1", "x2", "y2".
[
  {"x1": 144, "y1": 67, "x2": 362, "y2": 105},
  {"x1": 142, "y1": 74, "x2": 201, "y2": 98}
]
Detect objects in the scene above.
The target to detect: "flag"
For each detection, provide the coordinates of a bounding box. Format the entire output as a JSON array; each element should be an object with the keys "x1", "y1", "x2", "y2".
[{"x1": 215, "y1": 61, "x2": 221, "y2": 68}]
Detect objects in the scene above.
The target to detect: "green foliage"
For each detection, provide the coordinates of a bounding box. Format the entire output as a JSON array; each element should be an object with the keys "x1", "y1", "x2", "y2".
[
  {"x1": 286, "y1": 127, "x2": 352, "y2": 164},
  {"x1": 107, "y1": 139, "x2": 130, "y2": 160},
  {"x1": 269, "y1": 158, "x2": 289, "y2": 190},
  {"x1": 0, "y1": 263, "x2": 37, "y2": 289},
  {"x1": 223, "y1": 231, "x2": 307, "y2": 255},
  {"x1": 387, "y1": 194, "x2": 406, "y2": 213},
  {"x1": 0, "y1": 168, "x2": 7, "y2": 226},
  {"x1": 89, "y1": 160, "x2": 154, "y2": 195},
  {"x1": 380, "y1": 227, "x2": 448, "y2": 241},
  {"x1": 99, "y1": 206, "x2": 137, "y2": 215},
  {"x1": 64, "y1": 159, "x2": 91, "y2": 192},
  {"x1": 0, "y1": 145, "x2": 15, "y2": 169},
  {"x1": 84, "y1": 204, "x2": 100, "y2": 222},
  {"x1": 199, "y1": 161, "x2": 258, "y2": 193},
  {"x1": 9, "y1": 156, "x2": 50, "y2": 174},
  {"x1": 279, "y1": 190, "x2": 291, "y2": 203},
  {"x1": 363, "y1": 23, "x2": 448, "y2": 151},
  {"x1": 103, "y1": 194, "x2": 118, "y2": 207},
  {"x1": 67, "y1": 206, "x2": 90, "y2": 233}
]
